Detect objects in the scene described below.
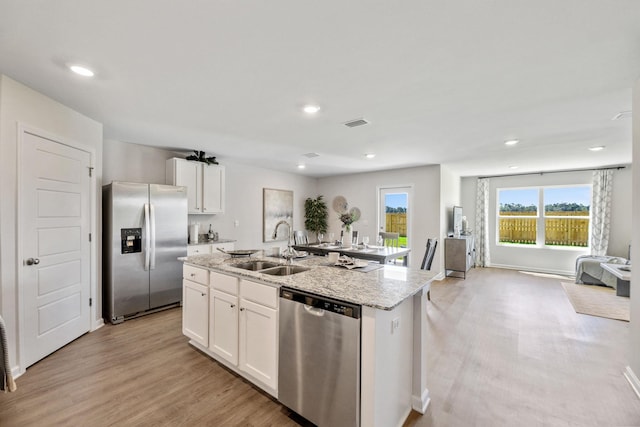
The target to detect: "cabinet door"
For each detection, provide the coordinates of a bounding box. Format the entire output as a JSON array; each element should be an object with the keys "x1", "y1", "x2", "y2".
[
  {"x1": 210, "y1": 289, "x2": 239, "y2": 365},
  {"x1": 202, "y1": 165, "x2": 224, "y2": 214},
  {"x1": 210, "y1": 242, "x2": 234, "y2": 252},
  {"x1": 239, "y1": 298, "x2": 277, "y2": 390},
  {"x1": 174, "y1": 160, "x2": 202, "y2": 213},
  {"x1": 182, "y1": 279, "x2": 209, "y2": 347}
]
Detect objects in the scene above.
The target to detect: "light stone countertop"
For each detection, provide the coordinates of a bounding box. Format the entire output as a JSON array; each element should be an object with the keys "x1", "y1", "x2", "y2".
[{"x1": 180, "y1": 252, "x2": 436, "y2": 310}]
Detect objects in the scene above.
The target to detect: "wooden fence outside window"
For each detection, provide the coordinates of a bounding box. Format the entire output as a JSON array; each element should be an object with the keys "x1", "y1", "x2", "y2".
[{"x1": 498, "y1": 211, "x2": 589, "y2": 247}]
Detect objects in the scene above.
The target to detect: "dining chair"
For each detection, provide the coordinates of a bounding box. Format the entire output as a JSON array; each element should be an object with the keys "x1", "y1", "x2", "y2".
[
  {"x1": 379, "y1": 232, "x2": 399, "y2": 248},
  {"x1": 293, "y1": 230, "x2": 308, "y2": 245},
  {"x1": 420, "y1": 238, "x2": 438, "y2": 300}
]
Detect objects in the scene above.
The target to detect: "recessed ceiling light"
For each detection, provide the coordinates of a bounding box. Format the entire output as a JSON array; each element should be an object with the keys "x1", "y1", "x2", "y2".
[
  {"x1": 302, "y1": 105, "x2": 320, "y2": 114},
  {"x1": 509, "y1": 165, "x2": 519, "y2": 169},
  {"x1": 297, "y1": 164, "x2": 306, "y2": 169},
  {"x1": 504, "y1": 139, "x2": 519, "y2": 146},
  {"x1": 365, "y1": 153, "x2": 376, "y2": 159},
  {"x1": 69, "y1": 64, "x2": 95, "y2": 77},
  {"x1": 589, "y1": 146, "x2": 605, "y2": 152}
]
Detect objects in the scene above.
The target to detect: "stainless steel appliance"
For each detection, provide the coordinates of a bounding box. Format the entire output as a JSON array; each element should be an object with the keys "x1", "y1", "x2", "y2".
[
  {"x1": 103, "y1": 182, "x2": 187, "y2": 324},
  {"x1": 278, "y1": 287, "x2": 361, "y2": 427}
]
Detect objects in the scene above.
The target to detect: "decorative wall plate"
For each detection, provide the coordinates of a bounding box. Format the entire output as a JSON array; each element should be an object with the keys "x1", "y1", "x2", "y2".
[{"x1": 332, "y1": 196, "x2": 348, "y2": 213}]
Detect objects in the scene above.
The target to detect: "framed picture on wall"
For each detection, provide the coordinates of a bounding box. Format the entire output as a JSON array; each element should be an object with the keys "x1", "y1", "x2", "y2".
[{"x1": 263, "y1": 188, "x2": 293, "y2": 242}]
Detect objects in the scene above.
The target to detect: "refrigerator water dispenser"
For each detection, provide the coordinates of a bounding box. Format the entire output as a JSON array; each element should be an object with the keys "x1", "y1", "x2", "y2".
[{"x1": 121, "y1": 228, "x2": 142, "y2": 254}]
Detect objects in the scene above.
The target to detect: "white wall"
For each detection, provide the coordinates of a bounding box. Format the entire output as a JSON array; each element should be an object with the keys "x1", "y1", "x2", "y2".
[
  {"x1": 317, "y1": 166, "x2": 442, "y2": 271},
  {"x1": 629, "y1": 76, "x2": 640, "y2": 393},
  {"x1": 0, "y1": 75, "x2": 103, "y2": 374},
  {"x1": 103, "y1": 138, "x2": 176, "y2": 184},
  {"x1": 460, "y1": 168, "x2": 632, "y2": 275},
  {"x1": 440, "y1": 166, "x2": 461, "y2": 271}
]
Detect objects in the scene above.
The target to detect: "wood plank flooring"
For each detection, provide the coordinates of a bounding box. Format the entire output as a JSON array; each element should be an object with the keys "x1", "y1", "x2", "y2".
[{"x1": 1, "y1": 267, "x2": 639, "y2": 426}]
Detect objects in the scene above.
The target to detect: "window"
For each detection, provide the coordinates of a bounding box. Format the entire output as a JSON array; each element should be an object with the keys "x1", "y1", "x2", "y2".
[{"x1": 498, "y1": 185, "x2": 590, "y2": 248}]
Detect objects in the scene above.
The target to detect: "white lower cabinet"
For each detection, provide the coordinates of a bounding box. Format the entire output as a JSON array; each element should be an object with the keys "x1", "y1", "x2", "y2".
[
  {"x1": 239, "y1": 297, "x2": 277, "y2": 390},
  {"x1": 182, "y1": 279, "x2": 209, "y2": 347},
  {"x1": 209, "y1": 289, "x2": 239, "y2": 365},
  {"x1": 185, "y1": 270, "x2": 279, "y2": 396}
]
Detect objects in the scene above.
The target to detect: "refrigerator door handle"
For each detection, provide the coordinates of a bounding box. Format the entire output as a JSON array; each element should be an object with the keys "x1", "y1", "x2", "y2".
[
  {"x1": 150, "y1": 203, "x2": 156, "y2": 270},
  {"x1": 144, "y1": 203, "x2": 151, "y2": 271}
]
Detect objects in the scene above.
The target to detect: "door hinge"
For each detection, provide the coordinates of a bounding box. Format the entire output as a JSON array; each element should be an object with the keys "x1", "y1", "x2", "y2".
[
  {"x1": 88, "y1": 166, "x2": 94, "y2": 177},
  {"x1": 89, "y1": 233, "x2": 92, "y2": 242},
  {"x1": 89, "y1": 298, "x2": 93, "y2": 307}
]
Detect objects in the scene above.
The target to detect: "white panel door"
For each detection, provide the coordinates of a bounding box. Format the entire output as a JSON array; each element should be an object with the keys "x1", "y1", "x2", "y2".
[{"x1": 21, "y1": 130, "x2": 91, "y2": 367}]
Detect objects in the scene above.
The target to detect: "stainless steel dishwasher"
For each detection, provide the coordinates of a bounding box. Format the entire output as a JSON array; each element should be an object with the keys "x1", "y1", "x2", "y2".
[{"x1": 278, "y1": 287, "x2": 361, "y2": 427}]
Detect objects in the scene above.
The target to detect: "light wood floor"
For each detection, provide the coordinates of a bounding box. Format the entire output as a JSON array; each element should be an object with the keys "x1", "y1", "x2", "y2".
[{"x1": 2, "y1": 267, "x2": 639, "y2": 426}]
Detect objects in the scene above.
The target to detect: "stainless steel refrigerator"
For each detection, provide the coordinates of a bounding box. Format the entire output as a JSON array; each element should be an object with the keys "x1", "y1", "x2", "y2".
[{"x1": 103, "y1": 182, "x2": 188, "y2": 324}]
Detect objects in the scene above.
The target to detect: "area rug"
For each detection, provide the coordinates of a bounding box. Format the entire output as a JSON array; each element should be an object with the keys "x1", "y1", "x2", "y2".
[{"x1": 561, "y1": 282, "x2": 629, "y2": 322}]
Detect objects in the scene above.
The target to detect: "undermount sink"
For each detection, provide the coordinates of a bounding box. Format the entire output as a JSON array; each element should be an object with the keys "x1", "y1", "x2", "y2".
[
  {"x1": 233, "y1": 260, "x2": 281, "y2": 271},
  {"x1": 260, "y1": 265, "x2": 310, "y2": 276}
]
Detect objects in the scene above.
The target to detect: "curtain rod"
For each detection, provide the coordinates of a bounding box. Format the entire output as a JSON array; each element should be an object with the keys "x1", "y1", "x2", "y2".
[{"x1": 478, "y1": 165, "x2": 626, "y2": 180}]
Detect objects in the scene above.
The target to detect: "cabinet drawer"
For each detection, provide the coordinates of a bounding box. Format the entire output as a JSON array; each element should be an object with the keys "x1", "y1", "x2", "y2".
[
  {"x1": 211, "y1": 271, "x2": 239, "y2": 295},
  {"x1": 241, "y1": 280, "x2": 278, "y2": 309},
  {"x1": 188, "y1": 245, "x2": 211, "y2": 256},
  {"x1": 183, "y1": 265, "x2": 209, "y2": 285},
  {"x1": 210, "y1": 242, "x2": 235, "y2": 252}
]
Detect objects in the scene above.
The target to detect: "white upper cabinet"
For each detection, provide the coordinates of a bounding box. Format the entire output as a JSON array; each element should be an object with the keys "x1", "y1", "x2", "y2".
[{"x1": 166, "y1": 158, "x2": 225, "y2": 214}]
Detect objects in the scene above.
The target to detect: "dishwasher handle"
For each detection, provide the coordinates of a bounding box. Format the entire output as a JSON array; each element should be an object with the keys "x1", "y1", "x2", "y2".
[{"x1": 303, "y1": 305, "x2": 325, "y2": 317}]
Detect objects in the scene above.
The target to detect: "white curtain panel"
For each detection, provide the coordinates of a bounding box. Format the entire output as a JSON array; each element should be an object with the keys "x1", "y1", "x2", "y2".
[
  {"x1": 475, "y1": 178, "x2": 490, "y2": 267},
  {"x1": 591, "y1": 169, "x2": 614, "y2": 256}
]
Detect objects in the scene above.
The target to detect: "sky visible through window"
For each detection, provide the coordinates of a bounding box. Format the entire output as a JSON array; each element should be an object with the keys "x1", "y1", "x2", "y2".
[
  {"x1": 499, "y1": 186, "x2": 590, "y2": 207},
  {"x1": 385, "y1": 193, "x2": 407, "y2": 208}
]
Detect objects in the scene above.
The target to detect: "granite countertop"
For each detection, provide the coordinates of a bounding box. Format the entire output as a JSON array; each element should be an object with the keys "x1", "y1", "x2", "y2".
[
  {"x1": 180, "y1": 253, "x2": 436, "y2": 310},
  {"x1": 188, "y1": 238, "x2": 236, "y2": 246}
]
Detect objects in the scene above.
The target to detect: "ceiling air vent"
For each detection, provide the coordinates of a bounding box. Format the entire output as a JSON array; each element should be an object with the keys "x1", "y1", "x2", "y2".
[
  {"x1": 344, "y1": 118, "x2": 369, "y2": 128},
  {"x1": 303, "y1": 152, "x2": 320, "y2": 158}
]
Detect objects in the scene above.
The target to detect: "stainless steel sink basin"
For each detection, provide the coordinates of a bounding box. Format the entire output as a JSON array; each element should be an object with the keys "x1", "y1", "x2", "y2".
[
  {"x1": 260, "y1": 265, "x2": 310, "y2": 276},
  {"x1": 233, "y1": 260, "x2": 281, "y2": 271}
]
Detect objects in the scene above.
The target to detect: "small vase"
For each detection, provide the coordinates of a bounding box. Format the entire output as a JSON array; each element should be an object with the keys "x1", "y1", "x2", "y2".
[{"x1": 343, "y1": 228, "x2": 353, "y2": 248}]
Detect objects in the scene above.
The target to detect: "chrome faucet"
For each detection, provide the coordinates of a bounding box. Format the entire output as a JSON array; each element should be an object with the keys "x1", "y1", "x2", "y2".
[{"x1": 272, "y1": 220, "x2": 296, "y2": 264}]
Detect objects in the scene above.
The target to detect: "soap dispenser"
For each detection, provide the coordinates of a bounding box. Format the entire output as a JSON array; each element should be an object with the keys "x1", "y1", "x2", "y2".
[{"x1": 208, "y1": 224, "x2": 214, "y2": 241}]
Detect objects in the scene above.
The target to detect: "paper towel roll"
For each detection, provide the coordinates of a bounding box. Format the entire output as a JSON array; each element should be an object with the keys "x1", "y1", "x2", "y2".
[{"x1": 189, "y1": 224, "x2": 199, "y2": 244}]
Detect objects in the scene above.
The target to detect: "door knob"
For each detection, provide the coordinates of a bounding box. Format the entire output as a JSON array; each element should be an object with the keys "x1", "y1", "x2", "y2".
[{"x1": 25, "y1": 258, "x2": 40, "y2": 265}]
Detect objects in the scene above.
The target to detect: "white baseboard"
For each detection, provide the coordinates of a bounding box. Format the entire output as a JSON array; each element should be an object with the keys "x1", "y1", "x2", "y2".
[
  {"x1": 490, "y1": 263, "x2": 574, "y2": 277},
  {"x1": 433, "y1": 272, "x2": 445, "y2": 281},
  {"x1": 91, "y1": 318, "x2": 104, "y2": 332},
  {"x1": 624, "y1": 366, "x2": 640, "y2": 400},
  {"x1": 412, "y1": 388, "x2": 430, "y2": 414}
]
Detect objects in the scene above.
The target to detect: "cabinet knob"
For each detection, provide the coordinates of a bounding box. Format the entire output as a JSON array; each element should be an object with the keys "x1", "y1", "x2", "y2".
[
  {"x1": 190, "y1": 273, "x2": 196, "y2": 277},
  {"x1": 201, "y1": 293, "x2": 206, "y2": 297},
  {"x1": 240, "y1": 307, "x2": 245, "y2": 311},
  {"x1": 230, "y1": 304, "x2": 236, "y2": 308}
]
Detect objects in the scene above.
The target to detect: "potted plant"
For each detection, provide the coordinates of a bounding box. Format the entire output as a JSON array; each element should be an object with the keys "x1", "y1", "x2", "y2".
[{"x1": 304, "y1": 196, "x2": 328, "y2": 243}]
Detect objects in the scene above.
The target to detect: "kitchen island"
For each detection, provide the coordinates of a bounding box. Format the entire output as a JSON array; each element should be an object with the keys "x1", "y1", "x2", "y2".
[{"x1": 180, "y1": 252, "x2": 435, "y2": 427}]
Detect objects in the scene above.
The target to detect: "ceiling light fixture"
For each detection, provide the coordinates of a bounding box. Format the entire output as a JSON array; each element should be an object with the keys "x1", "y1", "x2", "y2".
[
  {"x1": 365, "y1": 153, "x2": 376, "y2": 159},
  {"x1": 297, "y1": 164, "x2": 306, "y2": 169},
  {"x1": 504, "y1": 139, "x2": 519, "y2": 146},
  {"x1": 69, "y1": 64, "x2": 95, "y2": 77},
  {"x1": 589, "y1": 146, "x2": 605, "y2": 152},
  {"x1": 612, "y1": 111, "x2": 632, "y2": 121},
  {"x1": 302, "y1": 105, "x2": 320, "y2": 114},
  {"x1": 509, "y1": 165, "x2": 519, "y2": 169}
]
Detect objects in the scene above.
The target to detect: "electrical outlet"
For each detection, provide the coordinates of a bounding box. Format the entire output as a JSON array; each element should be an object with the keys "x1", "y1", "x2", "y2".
[{"x1": 391, "y1": 317, "x2": 400, "y2": 333}]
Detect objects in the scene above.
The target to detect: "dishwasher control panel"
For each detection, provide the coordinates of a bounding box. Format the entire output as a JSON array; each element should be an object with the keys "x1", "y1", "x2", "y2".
[{"x1": 280, "y1": 287, "x2": 361, "y2": 319}]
